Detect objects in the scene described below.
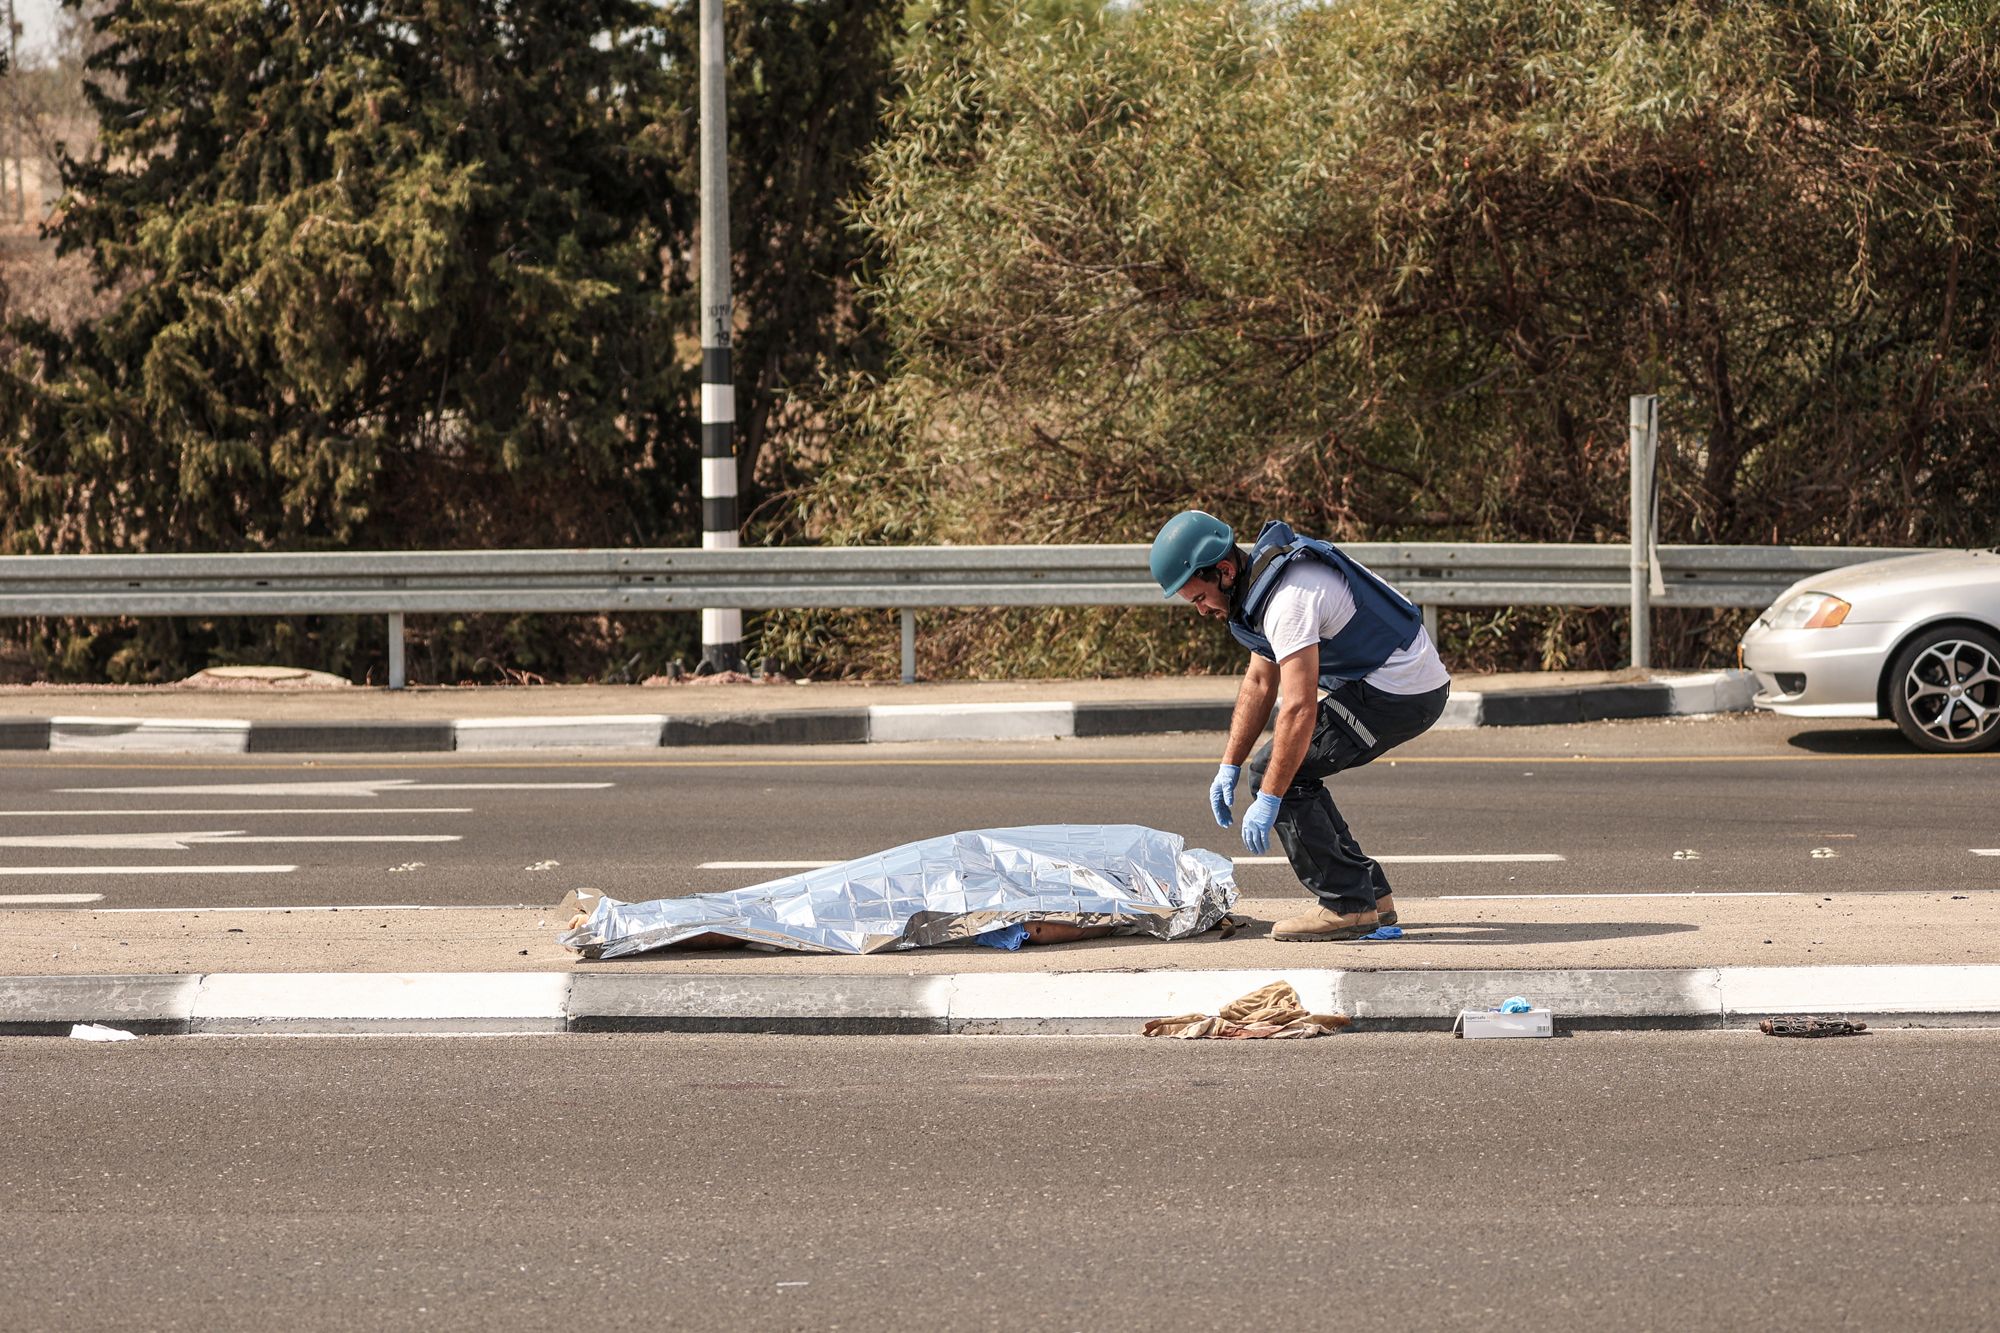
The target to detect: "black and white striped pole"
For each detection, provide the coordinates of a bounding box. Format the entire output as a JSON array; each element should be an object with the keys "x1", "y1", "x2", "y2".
[{"x1": 697, "y1": 0, "x2": 742, "y2": 675}]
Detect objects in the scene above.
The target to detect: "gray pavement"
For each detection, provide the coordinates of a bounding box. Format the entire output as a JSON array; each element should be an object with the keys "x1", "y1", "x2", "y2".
[
  {"x1": 0, "y1": 713, "x2": 1988, "y2": 912},
  {"x1": 7, "y1": 1030, "x2": 1998, "y2": 1331},
  {"x1": 5, "y1": 711, "x2": 1997, "y2": 1032}
]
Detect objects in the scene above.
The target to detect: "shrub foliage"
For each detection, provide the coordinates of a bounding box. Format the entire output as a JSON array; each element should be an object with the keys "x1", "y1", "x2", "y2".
[{"x1": 770, "y1": 0, "x2": 2000, "y2": 678}]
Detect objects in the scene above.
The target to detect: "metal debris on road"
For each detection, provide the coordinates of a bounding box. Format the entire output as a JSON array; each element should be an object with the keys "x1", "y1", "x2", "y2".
[{"x1": 1759, "y1": 1015, "x2": 1869, "y2": 1037}]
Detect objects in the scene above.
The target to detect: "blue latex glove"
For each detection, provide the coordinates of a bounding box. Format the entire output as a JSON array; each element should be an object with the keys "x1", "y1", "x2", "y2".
[
  {"x1": 1208, "y1": 763, "x2": 1240, "y2": 828},
  {"x1": 1240, "y1": 793, "x2": 1282, "y2": 855}
]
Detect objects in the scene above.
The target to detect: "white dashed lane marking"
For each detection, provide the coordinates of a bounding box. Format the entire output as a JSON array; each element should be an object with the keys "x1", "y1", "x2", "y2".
[
  {"x1": 0, "y1": 893, "x2": 105, "y2": 904},
  {"x1": 53, "y1": 780, "x2": 614, "y2": 796},
  {"x1": 0, "y1": 865, "x2": 298, "y2": 876},
  {"x1": 0, "y1": 831, "x2": 461, "y2": 850},
  {"x1": 0, "y1": 808, "x2": 474, "y2": 817}
]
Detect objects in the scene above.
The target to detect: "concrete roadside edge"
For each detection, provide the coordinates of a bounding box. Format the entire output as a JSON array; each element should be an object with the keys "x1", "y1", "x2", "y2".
[
  {"x1": 0, "y1": 671, "x2": 1757, "y2": 753},
  {"x1": 7, "y1": 962, "x2": 2000, "y2": 1037}
]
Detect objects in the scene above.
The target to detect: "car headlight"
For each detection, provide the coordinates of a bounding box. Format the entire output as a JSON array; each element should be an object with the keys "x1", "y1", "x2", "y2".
[{"x1": 1764, "y1": 592, "x2": 1852, "y2": 630}]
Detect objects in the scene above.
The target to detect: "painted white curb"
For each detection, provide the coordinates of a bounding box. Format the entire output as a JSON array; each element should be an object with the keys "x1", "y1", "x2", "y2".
[
  {"x1": 1717, "y1": 965, "x2": 2000, "y2": 1014},
  {"x1": 868, "y1": 702, "x2": 1076, "y2": 743},
  {"x1": 49, "y1": 716, "x2": 252, "y2": 754},
  {"x1": 191, "y1": 971, "x2": 572, "y2": 1032},
  {"x1": 17, "y1": 964, "x2": 2000, "y2": 1035},
  {"x1": 1662, "y1": 670, "x2": 1759, "y2": 716},
  {"x1": 452, "y1": 715, "x2": 667, "y2": 751},
  {"x1": 1433, "y1": 692, "x2": 1484, "y2": 729}
]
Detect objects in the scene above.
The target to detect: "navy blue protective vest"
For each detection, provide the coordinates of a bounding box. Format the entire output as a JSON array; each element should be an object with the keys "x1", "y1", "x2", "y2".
[{"x1": 1226, "y1": 521, "x2": 1423, "y2": 686}]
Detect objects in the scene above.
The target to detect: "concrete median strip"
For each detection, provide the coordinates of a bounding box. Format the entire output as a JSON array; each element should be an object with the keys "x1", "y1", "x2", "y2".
[
  {"x1": 0, "y1": 671, "x2": 1756, "y2": 752},
  {"x1": 7, "y1": 962, "x2": 2000, "y2": 1036}
]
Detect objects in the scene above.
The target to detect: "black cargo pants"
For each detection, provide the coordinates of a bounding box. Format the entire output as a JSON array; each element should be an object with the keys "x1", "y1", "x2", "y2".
[{"x1": 1242, "y1": 679, "x2": 1451, "y2": 915}]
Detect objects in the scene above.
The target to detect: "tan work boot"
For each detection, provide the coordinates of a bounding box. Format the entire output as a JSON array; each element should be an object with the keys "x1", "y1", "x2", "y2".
[
  {"x1": 1375, "y1": 893, "x2": 1398, "y2": 928},
  {"x1": 1272, "y1": 904, "x2": 1380, "y2": 942}
]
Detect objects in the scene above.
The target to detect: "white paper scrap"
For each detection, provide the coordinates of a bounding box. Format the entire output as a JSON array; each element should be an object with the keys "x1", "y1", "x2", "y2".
[{"x1": 68, "y1": 1022, "x2": 139, "y2": 1042}]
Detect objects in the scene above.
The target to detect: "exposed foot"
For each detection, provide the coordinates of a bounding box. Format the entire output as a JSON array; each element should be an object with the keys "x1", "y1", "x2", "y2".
[
  {"x1": 1022, "y1": 921, "x2": 1117, "y2": 945},
  {"x1": 1375, "y1": 892, "x2": 1398, "y2": 928}
]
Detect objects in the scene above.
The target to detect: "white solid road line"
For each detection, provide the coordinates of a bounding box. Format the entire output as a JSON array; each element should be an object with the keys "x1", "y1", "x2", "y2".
[
  {"x1": 1235, "y1": 853, "x2": 1566, "y2": 865},
  {"x1": 192, "y1": 834, "x2": 462, "y2": 843},
  {"x1": 0, "y1": 807, "x2": 475, "y2": 817},
  {"x1": 92, "y1": 903, "x2": 536, "y2": 913},
  {"x1": 702, "y1": 860, "x2": 839, "y2": 870},
  {"x1": 1442, "y1": 891, "x2": 1798, "y2": 900},
  {"x1": 0, "y1": 864, "x2": 298, "y2": 876},
  {"x1": 374, "y1": 783, "x2": 615, "y2": 792},
  {"x1": 1975, "y1": 850, "x2": 2000, "y2": 857},
  {"x1": 56, "y1": 779, "x2": 614, "y2": 796},
  {"x1": 0, "y1": 831, "x2": 460, "y2": 850},
  {"x1": 699, "y1": 852, "x2": 1569, "y2": 871},
  {"x1": 0, "y1": 892, "x2": 104, "y2": 904}
]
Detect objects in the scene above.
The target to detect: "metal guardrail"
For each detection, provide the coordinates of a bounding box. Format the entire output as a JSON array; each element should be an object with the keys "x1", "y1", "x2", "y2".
[{"x1": 0, "y1": 543, "x2": 1934, "y2": 686}]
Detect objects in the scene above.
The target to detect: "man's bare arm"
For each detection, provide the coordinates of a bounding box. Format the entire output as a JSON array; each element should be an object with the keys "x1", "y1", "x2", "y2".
[
  {"x1": 1222, "y1": 655, "x2": 1280, "y2": 766},
  {"x1": 1256, "y1": 646, "x2": 1320, "y2": 796}
]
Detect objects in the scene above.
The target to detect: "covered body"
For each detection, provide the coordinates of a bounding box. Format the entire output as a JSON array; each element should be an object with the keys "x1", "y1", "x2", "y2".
[{"x1": 560, "y1": 824, "x2": 1237, "y2": 958}]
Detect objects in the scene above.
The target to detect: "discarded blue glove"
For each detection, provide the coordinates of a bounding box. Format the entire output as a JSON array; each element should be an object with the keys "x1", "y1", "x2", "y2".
[
  {"x1": 1240, "y1": 792, "x2": 1282, "y2": 855},
  {"x1": 1496, "y1": 995, "x2": 1532, "y2": 1013},
  {"x1": 972, "y1": 923, "x2": 1029, "y2": 951},
  {"x1": 1209, "y1": 764, "x2": 1240, "y2": 828}
]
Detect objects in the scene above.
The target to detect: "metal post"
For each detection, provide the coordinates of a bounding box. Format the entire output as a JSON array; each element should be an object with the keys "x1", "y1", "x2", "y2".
[
  {"x1": 3, "y1": 0, "x2": 18, "y2": 223},
  {"x1": 900, "y1": 609, "x2": 916, "y2": 684},
  {"x1": 1421, "y1": 603, "x2": 1439, "y2": 644},
  {"x1": 388, "y1": 613, "x2": 406, "y2": 690},
  {"x1": 1629, "y1": 394, "x2": 1658, "y2": 671},
  {"x1": 695, "y1": 0, "x2": 742, "y2": 675}
]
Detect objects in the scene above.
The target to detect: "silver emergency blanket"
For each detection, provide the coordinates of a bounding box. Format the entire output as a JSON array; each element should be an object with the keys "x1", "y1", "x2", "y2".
[{"x1": 560, "y1": 824, "x2": 1237, "y2": 958}]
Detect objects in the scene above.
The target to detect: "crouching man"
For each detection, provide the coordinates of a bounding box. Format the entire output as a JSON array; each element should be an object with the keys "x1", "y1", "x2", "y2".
[{"x1": 1151, "y1": 510, "x2": 1451, "y2": 941}]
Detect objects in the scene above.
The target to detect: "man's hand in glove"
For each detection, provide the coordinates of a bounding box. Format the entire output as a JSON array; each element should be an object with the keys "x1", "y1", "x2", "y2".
[
  {"x1": 1241, "y1": 792, "x2": 1281, "y2": 855},
  {"x1": 1209, "y1": 764, "x2": 1240, "y2": 828}
]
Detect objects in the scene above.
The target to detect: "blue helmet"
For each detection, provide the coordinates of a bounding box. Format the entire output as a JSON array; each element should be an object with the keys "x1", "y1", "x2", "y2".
[{"x1": 1149, "y1": 510, "x2": 1235, "y2": 598}]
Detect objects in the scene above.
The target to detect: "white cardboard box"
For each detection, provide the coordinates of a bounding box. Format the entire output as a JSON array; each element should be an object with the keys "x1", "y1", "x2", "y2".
[{"x1": 1457, "y1": 1008, "x2": 1555, "y2": 1039}]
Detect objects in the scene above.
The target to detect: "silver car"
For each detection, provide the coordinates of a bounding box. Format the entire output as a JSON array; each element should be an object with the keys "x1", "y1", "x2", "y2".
[{"x1": 1739, "y1": 549, "x2": 2000, "y2": 752}]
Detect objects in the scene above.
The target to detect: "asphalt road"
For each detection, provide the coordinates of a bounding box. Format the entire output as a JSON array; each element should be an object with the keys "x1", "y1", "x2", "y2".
[
  {"x1": 1, "y1": 712, "x2": 1995, "y2": 911},
  {"x1": 6, "y1": 1030, "x2": 1998, "y2": 1331}
]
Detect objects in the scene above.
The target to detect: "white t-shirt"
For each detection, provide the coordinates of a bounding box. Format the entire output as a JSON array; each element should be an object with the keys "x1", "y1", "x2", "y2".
[{"x1": 1257, "y1": 558, "x2": 1450, "y2": 695}]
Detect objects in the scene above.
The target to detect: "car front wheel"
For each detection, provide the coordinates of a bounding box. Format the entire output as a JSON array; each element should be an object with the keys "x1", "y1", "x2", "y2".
[{"x1": 1887, "y1": 625, "x2": 2000, "y2": 753}]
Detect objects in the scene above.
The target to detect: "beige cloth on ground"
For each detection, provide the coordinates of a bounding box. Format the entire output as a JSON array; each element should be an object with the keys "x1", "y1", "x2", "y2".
[{"x1": 1142, "y1": 980, "x2": 1352, "y2": 1040}]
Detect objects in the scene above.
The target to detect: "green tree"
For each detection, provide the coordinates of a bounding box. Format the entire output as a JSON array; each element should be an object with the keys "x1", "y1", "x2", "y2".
[
  {"x1": 778, "y1": 0, "x2": 2000, "y2": 678},
  {"x1": 0, "y1": 0, "x2": 900, "y2": 683}
]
